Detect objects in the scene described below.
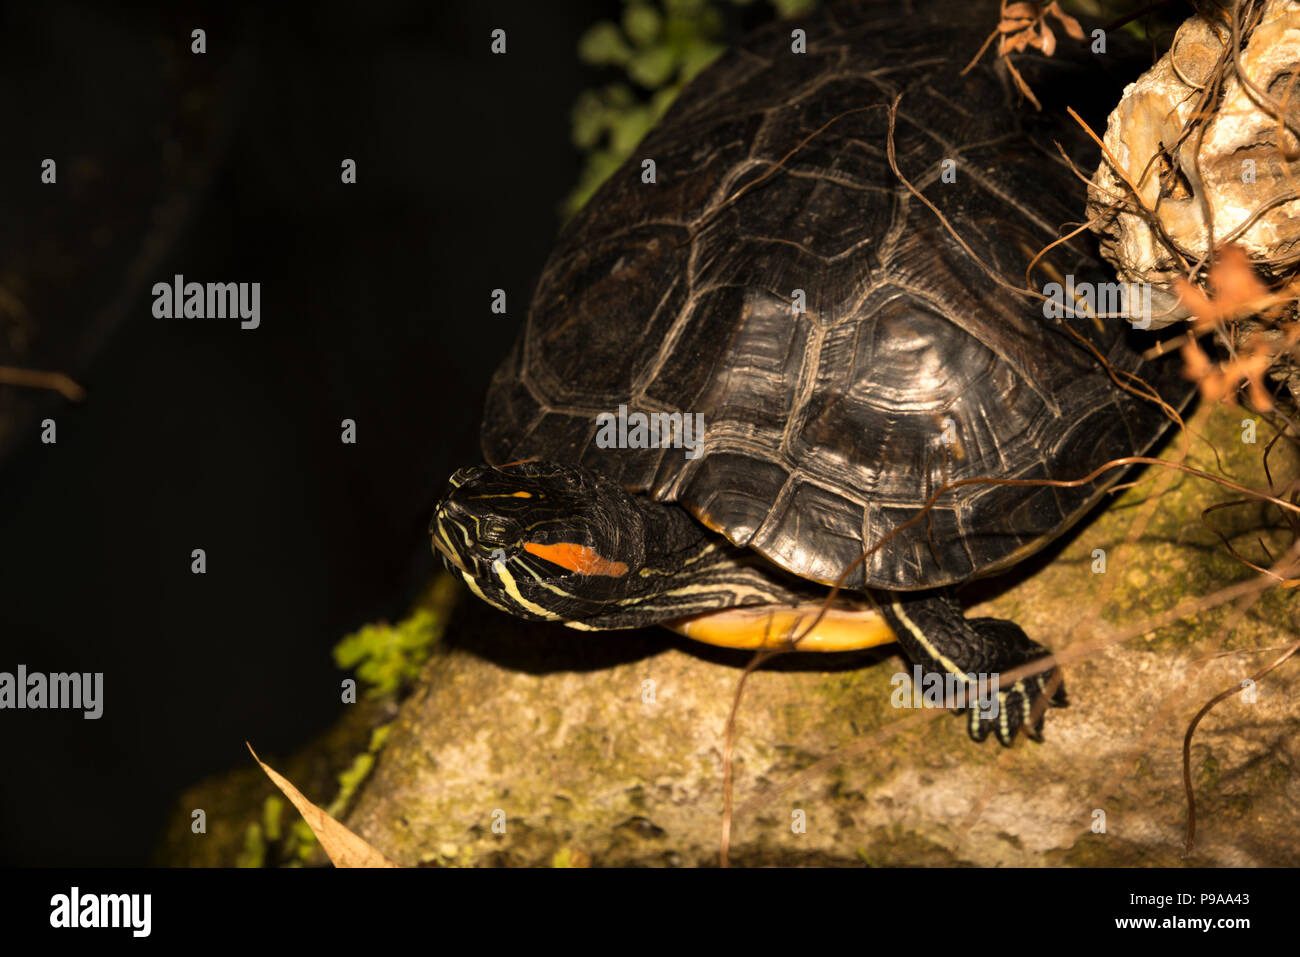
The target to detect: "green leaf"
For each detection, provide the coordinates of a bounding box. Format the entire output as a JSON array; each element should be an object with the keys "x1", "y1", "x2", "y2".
[
  {"x1": 572, "y1": 95, "x2": 610, "y2": 149},
  {"x1": 623, "y1": 2, "x2": 663, "y2": 46},
  {"x1": 628, "y1": 44, "x2": 679, "y2": 87},
  {"x1": 578, "y1": 20, "x2": 634, "y2": 65},
  {"x1": 611, "y1": 105, "x2": 658, "y2": 153}
]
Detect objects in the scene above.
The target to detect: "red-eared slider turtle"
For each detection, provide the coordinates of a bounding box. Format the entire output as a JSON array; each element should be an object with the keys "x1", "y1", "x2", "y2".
[{"x1": 432, "y1": 1, "x2": 1193, "y2": 745}]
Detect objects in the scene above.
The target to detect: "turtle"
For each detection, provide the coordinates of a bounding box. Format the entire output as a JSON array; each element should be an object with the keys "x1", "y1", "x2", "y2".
[{"x1": 431, "y1": 0, "x2": 1193, "y2": 746}]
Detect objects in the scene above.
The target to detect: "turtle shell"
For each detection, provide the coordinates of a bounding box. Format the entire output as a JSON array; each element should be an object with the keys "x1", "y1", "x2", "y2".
[{"x1": 482, "y1": 0, "x2": 1192, "y2": 591}]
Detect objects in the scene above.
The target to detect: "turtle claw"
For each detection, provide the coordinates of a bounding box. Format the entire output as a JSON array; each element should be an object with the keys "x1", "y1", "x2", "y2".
[{"x1": 966, "y1": 664, "x2": 1067, "y2": 746}]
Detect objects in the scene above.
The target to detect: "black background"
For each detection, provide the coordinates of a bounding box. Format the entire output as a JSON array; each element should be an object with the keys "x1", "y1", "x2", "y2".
[
  {"x1": 0, "y1": 0, "x2": 773, "y2": 866},
  {"x1": 6, "y1": 866, "x2": 1279, "y2": 942}
]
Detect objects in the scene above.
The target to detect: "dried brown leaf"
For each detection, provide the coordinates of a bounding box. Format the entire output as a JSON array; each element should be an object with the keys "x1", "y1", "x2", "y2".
[
  {"x1": 1046, "y1": 1, "x2": 1084, "y2": 41},
  {"x1": 1173, "y1": 245, "x2": 1290, "y2": 410},
  {"x1": 247, "y1": 742, "x2": 399, "y2": 868},
  {"x1": 1039, "y1": 22, "x2": 1057, "y2": 57}
]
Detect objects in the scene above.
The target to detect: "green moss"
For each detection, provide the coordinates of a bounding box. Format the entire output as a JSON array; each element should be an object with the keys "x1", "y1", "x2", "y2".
[
  {"x1": 333, "y1": 608, "x2": 443, "y2": 699},
  {"x1": 262, "y1": 795, "x2": 284, "y2": 842},
  {"x1": 234, "y1": 822, "x2": 265, "y2": 869},
  {"x1": 1064, "y1": 401, "x2": 1300, "y2": 659},
  {"x1": 332, "y1": 754, "x2": 376, "y2": 812},
  {"x1": 1196, "y1": 752, "x2": 1220, "y2": 793},
  {"x1": 329, "y1": 572, "x2": 461, "y2": 701}
]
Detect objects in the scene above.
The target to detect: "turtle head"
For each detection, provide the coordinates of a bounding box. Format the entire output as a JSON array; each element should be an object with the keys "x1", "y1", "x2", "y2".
[{"x1": 430, "y1": 462, "x2": 649, "y2": 622}]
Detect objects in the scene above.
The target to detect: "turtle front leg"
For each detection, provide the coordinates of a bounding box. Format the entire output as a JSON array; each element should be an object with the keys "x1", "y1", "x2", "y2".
[{"x1": 878, "y1": 590, "x2": 1067, "y2": 745}]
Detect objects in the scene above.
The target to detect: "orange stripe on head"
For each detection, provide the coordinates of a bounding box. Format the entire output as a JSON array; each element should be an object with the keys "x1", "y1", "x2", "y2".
[{"x1": 523, "y1": 541, "x2": 629, "y2": 577}]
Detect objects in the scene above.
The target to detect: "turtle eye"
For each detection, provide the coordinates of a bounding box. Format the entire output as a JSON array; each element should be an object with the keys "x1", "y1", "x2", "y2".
[{"x1": 478, "y1": 517, "x2": 521, "y2": 549}]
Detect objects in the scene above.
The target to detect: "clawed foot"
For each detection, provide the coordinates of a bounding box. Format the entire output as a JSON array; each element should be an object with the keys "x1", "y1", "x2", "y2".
[
  {"x1": 961, "y1": 617, "x2": 1066, "y2": 745},
  {"x1": 965, "y1": 660, "x2": 1067, "y2": 745},
  {"x1": 883, "y1": 594, "x2": 1068, "y2": 746}
]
